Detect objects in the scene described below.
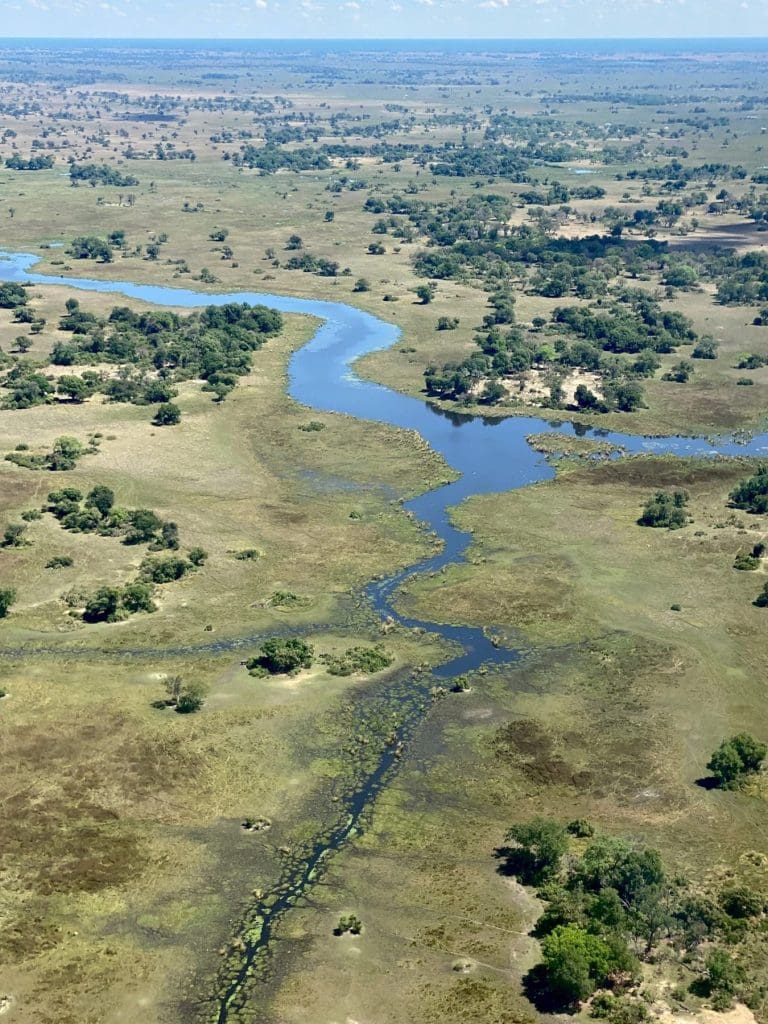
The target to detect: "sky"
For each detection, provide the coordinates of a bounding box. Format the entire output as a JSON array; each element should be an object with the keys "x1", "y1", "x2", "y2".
[{"x1": 1, "y1": 0, "x2": 767, "y2": 40}]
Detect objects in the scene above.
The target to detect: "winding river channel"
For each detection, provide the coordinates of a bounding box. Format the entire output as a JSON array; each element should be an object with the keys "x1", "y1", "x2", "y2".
[{"x1": 4, "y1": 250, "x2": 768, "y2": 1021}]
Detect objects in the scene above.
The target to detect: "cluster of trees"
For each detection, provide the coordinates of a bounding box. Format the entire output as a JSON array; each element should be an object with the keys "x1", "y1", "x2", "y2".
[
  {"x1": 44, "y1": 486, "x2": 207, "y2": 624},
  {"x1": 0, "y1": 298, "x2": 282, "y2": 414},
  {"x1": 500, "y1": 817, "x2": 766, "y2": 1013},
  {"x1": 729, "y1": 464, "x2": 768, "y2": 514},
  {"x1": 246, "y1": 637, "x2": 314, "y2": 676},
  {"x1": 319, "y1": 644, "x2": 393, "y2": 676},
  {"x1": 426, "y1": 289, "x2": 692, "y2": 411},
  {"x1": 5, "y1": 153, "x2": 54, "y2": 170},
  {"x1": 68, "y1": 236, "x2": 114, "y2": 262},
  {"x1": 284, "y1": 252, "x2": 340, "y2": 277},
  {"x1": 230, "y1": 144, "x2": 331, "y2": 172},
  {"x1": 637, "y1": 489, "x2": 690, "y2": 529},
  {"x1": 69, "y1": 162, "x2": 139, "y2": 186}
]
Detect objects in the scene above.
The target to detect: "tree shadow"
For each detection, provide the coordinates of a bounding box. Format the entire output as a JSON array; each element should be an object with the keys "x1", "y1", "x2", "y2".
[
  {"x1": 493, "y1": 845, "x2": 544, "y2": 885},
  {"x1": 522, "y1": 964, "x2": 578, "y2": 1014},
  {"x1": 694, "y1": 776, "x2": 721, "y2": 790}
]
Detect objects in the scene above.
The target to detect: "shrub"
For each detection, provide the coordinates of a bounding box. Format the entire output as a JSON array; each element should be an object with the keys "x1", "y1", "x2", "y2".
[
  {"x1": 176, "y1": 682, "x2": 207, "y2": 714},
  {"x1": 734, "y1": 551, "x2": 759, "y2": 571},
  {"x1": 333, "y1": 914, "x2": 362, "y2": 936},
  {"x1": 140, "y1": 556, "x2": 190, "y2": 584},
  {"x1": 45, "y1": 555, "x2": 74, "y2": 569},
  {"x1": 188, "y1": 547, "x2": 208, "y2": 566},
  {"x1": 2, "y1": 523, "x2": 27, "y2": 547}
]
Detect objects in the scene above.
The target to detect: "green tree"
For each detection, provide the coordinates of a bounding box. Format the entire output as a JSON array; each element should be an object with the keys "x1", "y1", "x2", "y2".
[
  {"x1": 47, "y1": 436, "x2": 83, "y2": 471},
  {"x1": 121, "y1": 581, "x2": 156, "y2": 614},
  {"x1": 153, "y1": 402, "x2": 181, "y2": 426},
  {"x1": 57, "y1": 376, "x2": 92, "y2": 403},
  {"x1": 86, "y1": 485, "x2": 114, "y2": 517},
  {"x1": 540, "y1": 925, "x2": 633, "y2": 1005},
  {"x1": 0, "y1": 586, "x2": 16, "y2": 617},
  {"x1": 83, "y1": 586, "x2": 121, "y2": 623},
  {"x1": 415, "y1": 283, "x2": 435, "y2": 304},
  {"x1": 707, "y1": 733, "x2": 767, "y2": 787},
  {"x1": 503, "y1": 818, "x2": 568, "y2": 883},
  {"x1": 250, "y1": 637, "x2": 314, "y2": 675}
]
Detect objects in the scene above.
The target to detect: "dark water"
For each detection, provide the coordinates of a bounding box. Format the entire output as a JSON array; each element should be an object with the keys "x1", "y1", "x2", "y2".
[{"x1": 2, "y1": 251, "x2": 767, "y2": 1019}]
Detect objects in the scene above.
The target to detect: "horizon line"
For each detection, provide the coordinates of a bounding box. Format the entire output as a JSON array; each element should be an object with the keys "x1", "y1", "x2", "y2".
[{"x1": 0, "y1": 34, "x2": 767, "y2": 41}]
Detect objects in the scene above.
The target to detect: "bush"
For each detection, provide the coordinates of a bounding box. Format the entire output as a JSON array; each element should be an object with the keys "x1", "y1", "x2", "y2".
[
  {"x1": 567, "y1": 819, "x2": 594, "y2": 838},
  {"x1": 2, "y1": 523, "x2": 27, "y2": 547},
  {"x1": 45, "y1": 555, "x2": 74, "y2": 569},
  {"x1": 188, "y1": 547, "x2": 208, "y2": 566},
  {"x1": 175, "y1": 680, "x2": 207, "y2": 714},
  {"x1": 734, "y1": 551, "x2": 759, "y2": 571},
  {"x1": 140, "y1": 556, "x2": 190, "y2": 584}
]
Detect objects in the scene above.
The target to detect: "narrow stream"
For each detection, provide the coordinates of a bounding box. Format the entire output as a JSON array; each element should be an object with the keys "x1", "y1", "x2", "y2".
[{"x1": 2, "y1": 251, "x2": 768, "y2": 1021}]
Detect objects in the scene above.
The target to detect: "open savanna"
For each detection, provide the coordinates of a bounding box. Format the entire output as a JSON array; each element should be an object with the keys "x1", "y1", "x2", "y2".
[{"x1": 263, "y1": 456, "x2": 768, "y2": 1024}]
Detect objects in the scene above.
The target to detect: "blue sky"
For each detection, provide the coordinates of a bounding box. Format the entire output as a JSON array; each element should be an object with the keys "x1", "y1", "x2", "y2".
[{"x1": 1, "y1": 0, "x2": 766, "y2": 39}]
